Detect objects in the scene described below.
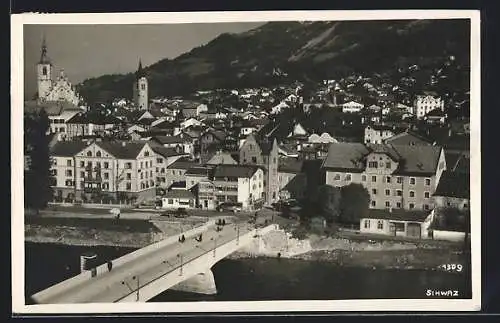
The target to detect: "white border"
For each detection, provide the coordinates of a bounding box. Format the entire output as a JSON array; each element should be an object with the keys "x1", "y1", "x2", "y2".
[{"x1": 11, "y1": 10, "x2": 481, "y2": 314}]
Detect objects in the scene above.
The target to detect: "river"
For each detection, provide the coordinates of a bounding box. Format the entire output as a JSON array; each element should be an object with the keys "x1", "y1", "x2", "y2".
[{"x1": 25, "y1": 242, "x2": 471, "y2": 303}]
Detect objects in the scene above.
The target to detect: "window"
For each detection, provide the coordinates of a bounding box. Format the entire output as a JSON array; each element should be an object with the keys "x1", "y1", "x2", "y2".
[
  {"x1": 364, "y1": 220, "x2": 370, "y2": 229},
  {"x1": 150, "y1": 170, "x2": 153, "y2": 177},
  {"x1": 79, "y1": 161, "x2": 85, "y2": 168},
  {"x1": 386, "y1": 176, "x2": 391, "y2": 183},
  {"x1": 104, "y1": 162, "x2": 109, "y2": 169},
  {"x1": 251, "y1": 157, "x2": 257, "y2": 163},
  {"x1": 50, "y1": 169, "x2": 57, "y2": 176},
  {"x1": 425, "y1": 178, "x2": 431, "y2": 186},
  {"x1": 126, "y1": 183, "x2": 131, "y2": 190},
  {"x1": 396, "y1": 202, "x2": 402, "y2": 208},
  {"x1": 149, "y1": 161, "x2": 153, "y2": 167},
  {"x1": 87, "y1": 161, "x2": 92, "y2": 168},
  {"x1": 42, "y1": 66, "x2": 47, "y2": 75},
  {"x1": 126, "y1": 173, "x2": 131, "y2": 180},
  {"x1": 371, "y1": 200, "x2": 376, "y2": 207},
  {"x1": 168, "y1": 199, "x2": 173, "y2": 205},
  {"x1": 410, "y1": 177, "x2": 416, "y2": 185},
  {"x1": 345, "y1": 174, "x2": 352, "y2": 181},
  {"x1": 67, "y1": 159, "x2": 72, "y2": 167},
  {"x1": 140, "y1": 173, "x2": 143, "y2": 180},
  {"x1": 87, "y1": 151, "x2": 92, "y2": 157},
  {"x1": 141, "y1": 84, "x2": 146, "y2": 90},
  {"x1": 140, "y1": 162, "x2": 144, "y2": 168},
  {"x1": 104, "y1": 172, "x2": 109, "y2": 180},
  {"x1": 385, "y1": 162, "x2": 391, "y2": 169},
  {"x1": 66, "y1": 169, "x2": 72, "y2": 177},
  {"x1": 145, "y1": 151, "x2": 150, "y2": 157},
  {"x1": 96, "y1": 151, "x2": 101, "y2": 157},
  {"x1": 80, "y1": 171, "x2": 84, "y2": 178},
  {"x1": 372, "y1": 189, "x2": 377, "y2": 195},
  {"x1": 102, "y1": 183, "x2": 109, "y2": 190},
  {"x1": 80, "y1": 182, "x2": 84, "y2": 189},
  {"x1": 96, "y1": 162, "x2": 101, "y2": 169},
  {"x1": 409, "y1": 203, "x2": 415, "y2": 209},
  {"x1": 361, "y1": 175, "x2": 366, "y2": 181},
  {"x1": 371, "y1": 175, "x2": 377, "y2": 182},
  {"x1": 368, "y1": 161, "x2": 378, "y2": 168},
  {"x1": 394, "y1": 222, "x2": 405, "y2": 232},
  {"x1": 424, "y1": 192, "x2": 430, "y2": 198},
  {"x1": 334, "y1": 174, "x2": 341, "y2": 181},
  {"x1": 125, "y1": 162, "x2": 132, "y2": 169},
  {"x1": 385, "y1": 201, "x2": 390, "y2": 208},
  {"x1": 385, "y1": 189, "x2": 390, "y2": 196},
  {"x1": 396, "y1": 190, "x2": 402, "y2": 196},
  {"x1": 65, "y1": 180, "x2": 73, "y2": 186},
  {"x1": 424, "y1": 204, "x2": 430, "y2": 211},
  {"x1": 157, "y1": 158, "x2": 163, "y2": 163},
  {"x1": 377, "y1": 220, "x2": 384, "y2": 229},
  {"x1": 397, "y1": 177, "x2": 403, "y2": 184},
  {"x1": 409, "y1": 191, "x2": 415, "y2": 198}
]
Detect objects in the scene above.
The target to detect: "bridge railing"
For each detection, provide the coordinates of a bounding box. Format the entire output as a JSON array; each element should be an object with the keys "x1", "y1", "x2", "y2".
[
  {"x1": 115, "y1": 224, "x2": 277, "y2": 302},
  {"x1": 31, "y1": 220, "x2": 216, "y2": 304}
]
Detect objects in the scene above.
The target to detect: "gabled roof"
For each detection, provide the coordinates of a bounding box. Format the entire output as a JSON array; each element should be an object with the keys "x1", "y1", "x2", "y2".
[
  {"x1": 213, "y1": 165, "x2": 260, "y2": 179},
  {"x1": 322, "y1": 142, "x2": 442, "y2": 176},
  {"x1": 363, "y1": 209, "x2": 430, "y2": 222},
  {"x1": 93, "y1": 141, "x2": 149, "y2": 159},
  {"x1": 185, "y1": 166, "x2": 214, "y2": 177},
  {"x1": 433, "y1": 170, "x2": 470, "y2": 199},
  {"x1": 25, "y1": 100, "x2": 82, "y2": 116},
  {"x1": 150, "y1": 144, "x2": 187, "y2": 158},
  {"x1": 66, "y1": 112, "x2": 122, "y2": 125},
  {"x1": 164, "y1": 189, "x2": 195, "y2": 199},
  {"x1": 206, "y1": 152, "x2": 238, "y2": 165},
  {"x1": 384, "y1": 130, "x2": 433, "y2": 146},
  {"x1": 50, "y1": 140, "x2": 88, "y2": 157}
]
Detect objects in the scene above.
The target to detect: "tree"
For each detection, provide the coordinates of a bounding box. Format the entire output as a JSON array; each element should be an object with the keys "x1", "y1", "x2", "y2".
[
  {"x1": 339, "y1": 183, "x2": 370, "y2": 224},
  {"x1": 316, "y1": 185, "x2": 342, "y2": 222},
  {"x1": 24, "y1": 108, "x2": 52, "y2": 213}
]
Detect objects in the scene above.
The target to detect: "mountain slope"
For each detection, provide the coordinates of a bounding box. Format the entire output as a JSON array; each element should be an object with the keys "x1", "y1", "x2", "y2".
[{"x1": 77, "y1": 19, "x2": 470, "y2": 104}]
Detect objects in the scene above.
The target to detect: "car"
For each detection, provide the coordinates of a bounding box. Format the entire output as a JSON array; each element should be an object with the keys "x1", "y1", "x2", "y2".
[{"x1": 216, "y1": 202, "x2": 242, "y2": 213}]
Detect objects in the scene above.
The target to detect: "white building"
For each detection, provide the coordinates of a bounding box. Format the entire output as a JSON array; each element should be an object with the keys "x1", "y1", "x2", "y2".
[
  {"x1": 413, "y1": 95, "x2": 445, "y2": 119},
  {"x1": 342, "y1": 101, "x2": 364, "y2": 113},
  {"x1": 364, "y1": 125, "x2": 396, "y2": 144}
]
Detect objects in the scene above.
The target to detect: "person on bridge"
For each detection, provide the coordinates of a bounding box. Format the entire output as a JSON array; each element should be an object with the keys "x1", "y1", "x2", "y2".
[{"x1": 107, "y1": 261, "x2": 113, "y2": 272}]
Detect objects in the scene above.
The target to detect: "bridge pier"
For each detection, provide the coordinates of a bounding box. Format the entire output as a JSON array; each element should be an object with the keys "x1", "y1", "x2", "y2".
[{"x1": 170, "y1": 268, "x2": 217, "y2": 295}]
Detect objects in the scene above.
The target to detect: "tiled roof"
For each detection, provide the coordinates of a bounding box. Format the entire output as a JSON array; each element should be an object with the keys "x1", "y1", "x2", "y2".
[
  {"x1": 150, "y1": 145, "x2": 186, "y2": 158},
  {"x1": 363, "y1": 209, "x2": 430, "y2": 222},
  {"x1": 50, "y1": 140, "x2": 88, "y2": 157},
  {"x1": 185, "y1": 166, "x2": 214, "y2": 177},
  {"x1": 167, "y1": 158, "x2": 197, "y2": 170},
  {"x1": 66, "y1": 112, "x2": 122, "y2": 125},
  {"x1": 25, "y1": 100, "x2": 82, "y2": 116},
  {"x1": 95, "y1": 141, "x2": 148, "y2": 159},
  {"x1": 384, "y1": 130, "x2": 433, "y2": 146},
  {"x1": 322, "y1": 143, "x2": 442, "y2": 176},
  {"x1": 433, "y1": 170, "x2": 470, "y2": 199},
  {"x1": 213, "y1": 165, "x2": 259, "y2": 179},
  {"x1": 206, "y1": 152, "x2": 238, "y2": 165},
  {"x1": 164, "y1": 189, "x2": 195, "y2": 199}
]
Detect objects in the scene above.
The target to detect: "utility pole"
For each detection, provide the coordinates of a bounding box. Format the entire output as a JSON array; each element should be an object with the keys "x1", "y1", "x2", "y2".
[{"x1": 136, "y1": 276, "x2": 140, "y2": 301}]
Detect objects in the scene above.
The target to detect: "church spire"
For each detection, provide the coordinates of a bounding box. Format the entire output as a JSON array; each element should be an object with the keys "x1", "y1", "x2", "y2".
[
  {"x1": 39, "y1": 34, "x2": 51, "y2": 64},
  {"x1": 136, "y1": 59, "x2": 145, "y2": 78}
]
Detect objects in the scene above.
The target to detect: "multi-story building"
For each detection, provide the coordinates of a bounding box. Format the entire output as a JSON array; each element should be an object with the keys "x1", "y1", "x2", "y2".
[
  {"x1": 150, "y1": 145, "x2": 190, "y2": 188},
  {"x1": 322, "y1": 143, "x2": 447, "y2": 211},
  {"x1": 65, "y1": 112, "x2": 123, "y2": 139},
  {"x1": 165, "y1": 158, "x2": 198, "y2": 188},
  {"x1": 413, "y1": 95, "x2": 445, "y2": 119},
  {"x1": 432, "y1": 170, "x2": 470, "y2": 211},
  {"x1": 49, "y1": 139, "x2": 159, "y2": 204},
  {"x1": 212, "y1": 165, "x2": 264, "y2": 210},
  {"x1": 239, "y1": 134, "x2": 280, "y2": 204}
]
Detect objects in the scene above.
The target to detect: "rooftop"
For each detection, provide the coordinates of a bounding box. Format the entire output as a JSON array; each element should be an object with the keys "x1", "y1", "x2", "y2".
[
  {"x1": 363, "y1": 209, "x2": 430, "y2": 222},
  {"x1": 433, "y1": 170, "x2": 470, "y2": 199},
  {"x1": 213, "y1": 164, "x2": 260, "y2": 179}
]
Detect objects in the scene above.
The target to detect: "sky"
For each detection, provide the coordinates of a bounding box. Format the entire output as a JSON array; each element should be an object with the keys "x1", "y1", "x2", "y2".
[{"x1": 23, "y1": 23, "x2": 264, "y2": 100}]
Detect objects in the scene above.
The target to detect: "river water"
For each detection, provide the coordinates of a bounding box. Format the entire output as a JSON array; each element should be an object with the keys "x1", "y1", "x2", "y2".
[{"x1": 25, "y1": 242, "x2": 471, "y2": 303}]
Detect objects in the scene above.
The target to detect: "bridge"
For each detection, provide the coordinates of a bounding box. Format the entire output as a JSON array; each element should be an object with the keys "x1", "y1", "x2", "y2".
[{"x1": 30, "y1": 219, "x2": 276, "y2": 303}]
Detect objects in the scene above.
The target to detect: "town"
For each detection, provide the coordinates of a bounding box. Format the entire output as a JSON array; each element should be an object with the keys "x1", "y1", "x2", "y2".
[{"x1": 24, "y1": 36, "x2": 471, "y2": 240}]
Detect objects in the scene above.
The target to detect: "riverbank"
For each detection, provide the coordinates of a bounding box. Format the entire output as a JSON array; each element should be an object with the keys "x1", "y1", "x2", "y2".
[{"x1": 24, "y1": 219, "x2": 468, "y2": 271}]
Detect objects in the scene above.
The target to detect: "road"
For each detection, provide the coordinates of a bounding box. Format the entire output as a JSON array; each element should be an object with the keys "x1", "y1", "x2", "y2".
[{"x1": 38, "y1": 222, "x2": 256, "y2": 304}]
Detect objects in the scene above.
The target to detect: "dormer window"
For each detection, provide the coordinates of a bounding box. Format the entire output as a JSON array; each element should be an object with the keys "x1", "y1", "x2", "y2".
[
  {"x1": 368, "y1": 161, "x2": 378, "y2": 168},
  {"x1": 96, "y1": 151, "x2": 101, "y2": 157},
  {"x1": 87, "y1": 151, "x2": 92, "y2": 157}
]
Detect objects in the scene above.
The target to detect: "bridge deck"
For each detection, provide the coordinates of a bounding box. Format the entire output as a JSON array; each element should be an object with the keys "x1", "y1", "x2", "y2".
[{"x1": 32, "y1": 222, "x2": 262, "y2": 303}]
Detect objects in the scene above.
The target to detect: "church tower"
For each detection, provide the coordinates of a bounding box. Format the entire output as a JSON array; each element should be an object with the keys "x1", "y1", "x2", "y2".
[
  {"x1": 133, "y1": 59, "x2": 148, "y2": 110},
  {"x1": 37, "y1": 36, "x2": 52, "y2": 101}
]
